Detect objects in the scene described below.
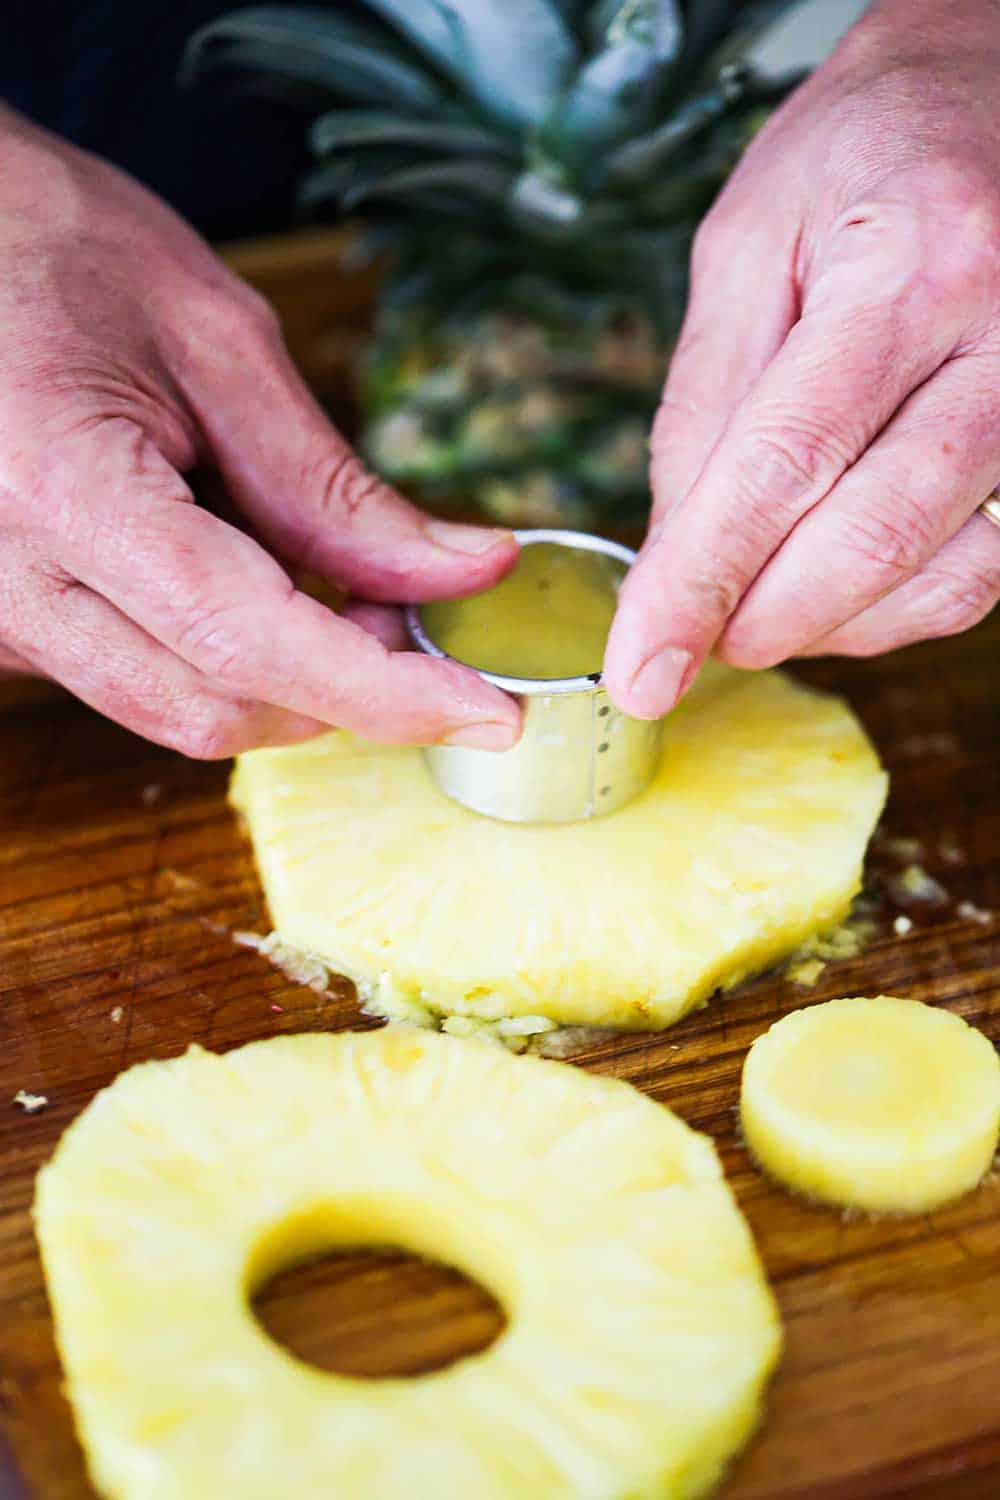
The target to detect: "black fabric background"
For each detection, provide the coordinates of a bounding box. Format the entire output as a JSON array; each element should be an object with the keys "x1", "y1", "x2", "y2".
[{"x1": 4, "y1": 0, "x2": 308, "y2": 239}]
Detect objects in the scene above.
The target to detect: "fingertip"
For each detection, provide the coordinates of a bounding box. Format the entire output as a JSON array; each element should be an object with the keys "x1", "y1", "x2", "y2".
[
  {"x1": 378, "y1": 651, "x2": 523, "y2": 749},
  {"x1": 422, "y1": 520, "x2": 518, "y2": 560},
  {"x1": 411, "y1": 520, "x2": 520, "y2": 600},
  {"x1": 438, "y1": 718, "x2": 521, "y2": 751},
  {"x1": 322, "y1": 519, "x2": 519, "y2": 605},
  {"x1": 605, "y1": 643, "x2": 694, "y2": 719}
]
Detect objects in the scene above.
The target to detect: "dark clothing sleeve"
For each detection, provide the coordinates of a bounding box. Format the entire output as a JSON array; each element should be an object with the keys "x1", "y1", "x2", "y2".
[{"x1": 3, "y1": 0, "x2": 308, "y2": 241}]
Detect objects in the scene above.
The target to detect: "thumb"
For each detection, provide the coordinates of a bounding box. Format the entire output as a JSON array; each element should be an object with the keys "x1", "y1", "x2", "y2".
[{"x1": 176, "y1": 302, "x2": 519, "y2": 602}]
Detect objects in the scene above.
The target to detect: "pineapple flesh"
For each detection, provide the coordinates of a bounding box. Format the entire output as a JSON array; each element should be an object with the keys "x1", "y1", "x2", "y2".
[
  {"x1": 231, "y1": 663, "x2": 887, "y2": 1031},
  {"x1": 35, "y1": 1027, "x2": 781, "y2": 1499},
  {"x1": 421, "y1": 539, "x2": 624, "y2": 679},
  {"x1": 740, "y1": 996, "x2": 1000, "y2": 1214}
]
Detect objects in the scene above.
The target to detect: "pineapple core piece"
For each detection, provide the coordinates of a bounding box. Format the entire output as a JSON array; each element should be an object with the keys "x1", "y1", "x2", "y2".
[
  {"x1": 231, "y1": 663, "x2": 887, "y2": 1030},
  {"x1": 35, "y1": 1028, "x2": 781, "y2": 1499},
  {"x1": 420, "y1": 540, "x2": 624, "y2": 679},
  {"x1": 741, "y1": 996, "x2": 1000, "y2": 1214}
]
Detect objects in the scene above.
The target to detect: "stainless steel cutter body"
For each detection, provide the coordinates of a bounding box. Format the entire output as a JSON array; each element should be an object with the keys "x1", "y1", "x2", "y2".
[{"x1": 406, "y1": 530, "x2": 663, "y2": 824}]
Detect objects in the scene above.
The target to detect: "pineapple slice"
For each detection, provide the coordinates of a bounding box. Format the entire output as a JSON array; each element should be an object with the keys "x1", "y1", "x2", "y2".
[
  {"x1": 740, "y1": 996, "x2": 1000, "y2": 1213},
  {"x1": 35, "y1": 1028, "x2": 781, "y2": 1499},
  {"x1": 231, "y1": 663, "x2": 886, "y2": 1030}
]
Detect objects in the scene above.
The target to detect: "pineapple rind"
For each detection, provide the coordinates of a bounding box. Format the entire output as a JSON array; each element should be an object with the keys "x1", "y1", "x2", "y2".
[
  {"x1": 231, "y1": 664, "x2": 887, "y2": 1031},
  {"x1": 741, "y1": 996, "x2": 1000, "y2": 1213},
  {"x1": 36, "y1": 1028, "x2": 781, "y2": 1498}
]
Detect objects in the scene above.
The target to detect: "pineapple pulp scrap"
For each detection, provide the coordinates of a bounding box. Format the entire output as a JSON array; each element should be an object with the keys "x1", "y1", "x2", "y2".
[
  {"x1": 231, "y1": 663, "x2": 887, "y2": 1031},
  {"x1": 785, "y1": 957, "x2": 825, "y2": 988},
  {"x1": 35, "y1": 1027, "x2": 781, "y2": 1500},
  {"x1": 741, "y1": 996, "x2": 1000, "y2": 1214},
  {"x1": 13, "y1": 1088, "x2": 49, "y2": 1113}
]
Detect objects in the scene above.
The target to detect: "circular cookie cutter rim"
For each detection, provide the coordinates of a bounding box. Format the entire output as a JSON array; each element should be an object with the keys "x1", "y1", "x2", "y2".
[{"x1": 404, "y1": 528, "x2": 637, "y2": 696}]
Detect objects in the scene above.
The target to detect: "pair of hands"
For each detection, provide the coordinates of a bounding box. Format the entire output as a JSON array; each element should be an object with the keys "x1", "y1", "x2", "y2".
[{"x1": 3, "y1": 0, "x2": 999, "y2": 758}]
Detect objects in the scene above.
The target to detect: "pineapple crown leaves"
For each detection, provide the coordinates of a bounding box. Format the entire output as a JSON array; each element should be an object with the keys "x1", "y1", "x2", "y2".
[{"x1": 182, "y1": 0, "x2": 807, "y2": 246}]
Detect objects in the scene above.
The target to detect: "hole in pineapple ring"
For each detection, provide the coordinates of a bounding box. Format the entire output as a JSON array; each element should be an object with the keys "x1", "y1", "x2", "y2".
[
  {"x1": 249, "y1": 1204, "x2": 507, "y2": 1380},
  {"x1": 252, "y1": 1246, "x2": 506, "y2": 1379}
]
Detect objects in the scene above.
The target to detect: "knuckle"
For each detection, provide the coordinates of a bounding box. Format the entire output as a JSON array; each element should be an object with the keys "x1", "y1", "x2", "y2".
[
  {"x1": 719, "y1": 636, "x2": 773, "y2": 672},
  {"x1": 914, "y1": 156, "x2": 999, "y2": 223},
  {"x1": 167, "y1": 703, "x2": 248, "y2": 760},
  {"x1": 4, "y1": 135, "x2": 87, "y2": 237},
  {"x1": 680, "y1": 565, "x2": 746, "y2": 628},
  {"x1": 828, "y1": 158, "x2": 1000, "y2": 318},
  {"x1": 925, "y1": 563, "x2": 1000, "y2": 638},
  {"x1": 735, "y1": 419, "x2": 852, "y2": 509},
  {"x1": 700, "y1": 571, "x2": 743, "y2": 621},
  {"x1": 836, "y1": 503, "x2": 931, "y2": 583},
  {"x1": 650, "y1": 392, "x2": 696, "y2": 457},
  {"x1": 716, "y1": 628, "x2": 779, "y2": 671},
  {"x1": 306, "y1": 446, "x2": 382, "y2": 523},
  {"x1": 229, "y1": 281, "x2": 283, "y2": 340},
  {"x1": 291, "y1": 445, "x2": 384, "y2": 573},
  {"x1": 689, "y1": 184, "x2": 779, "y2": 286},
  {"x1": 838, "y1": 637, "x2": 886, "y2": 660},
  {"x1": 812, "y1": 625, "x2": 886, "y2": 660},
  {"x1": 905, "y1": 157, "x2": 1000, "y2": 297},
  {"x1": 924, "y1": 169, "x2": 1000, "y2": 303},
  {"x1": 689, "y1": 206, "x2": 737, "y2": 281},
  {"x1": 170, "y1": 279, "x2": 283, "y2": 366},
  {"x1": 212, "y1": 288, "x2": 281, "y2": 351},
  {"x1": 174, "y1": 602, "x2": 250, "y2": 685}
]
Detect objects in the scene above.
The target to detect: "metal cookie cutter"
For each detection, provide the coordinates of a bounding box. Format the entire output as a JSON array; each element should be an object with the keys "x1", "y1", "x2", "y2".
[{"x1": 406, "y1": 528, "x2": 664, "y2": 824}]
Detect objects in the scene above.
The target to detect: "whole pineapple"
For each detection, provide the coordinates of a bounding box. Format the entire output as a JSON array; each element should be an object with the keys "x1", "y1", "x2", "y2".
[{"x1": 184, "y1": 1, "x2": 809, "y2": 527}]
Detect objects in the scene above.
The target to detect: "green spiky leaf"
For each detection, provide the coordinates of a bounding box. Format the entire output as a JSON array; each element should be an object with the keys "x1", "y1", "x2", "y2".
[
  {"x1": 428, "y1": 0, "x2": 579, "y2": 129},
  {"x1": 540, "y1": 1, "x2": 685, "y2": 173},
  {"x1": 681, "y1": 1, "x2": 745, "y2": 64},
  {"x1": 507, "y1": 169, "x2": 627, "y2": 243},
  {"x1": 309, "y1": 110, "x2": 513, "y2": 161},
  {"x1": 297, "y1": 151, "x2": 430, "y2": 216},
  {"x1": 347, "y1": 0, "x2": 581, "y2": 129},
  {"x1": 347, "y1": 0, "x2": 461, "y2": 76},
  {"x1": 181, "y1": 7, "x2": 446, "y2": 114},
  {"x1": 303, "y1": 159, "x2": 515, "y2": 222},
  {"x1": 603, "y1": 69, "x2": 747, "y2": 189}
]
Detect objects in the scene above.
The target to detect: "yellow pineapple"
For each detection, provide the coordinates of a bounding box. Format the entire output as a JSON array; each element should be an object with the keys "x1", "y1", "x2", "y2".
[
  {"x1": 231, "y1": 663, "x2": 887, "y2": 1031},
  {"x1": 36, "y1": 1028, "x2": 781, "y2": 1498},
  {"x1": 740, "y1": 996, "x2": 1000, "y2": 1213}
]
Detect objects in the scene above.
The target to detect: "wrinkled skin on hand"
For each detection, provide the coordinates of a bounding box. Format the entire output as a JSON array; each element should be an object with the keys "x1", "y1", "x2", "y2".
[
  {"x1": 606, "y1": 0, "x2": 1000, "y2": 719},
  {"x1": 0, "y1": 107, "x2": 521, "y2": 756}
]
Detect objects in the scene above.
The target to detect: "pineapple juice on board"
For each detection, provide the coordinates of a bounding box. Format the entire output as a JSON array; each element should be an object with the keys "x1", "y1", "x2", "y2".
[{"x1": 420, "y1": 540, "x2": 624, "y2": 680}]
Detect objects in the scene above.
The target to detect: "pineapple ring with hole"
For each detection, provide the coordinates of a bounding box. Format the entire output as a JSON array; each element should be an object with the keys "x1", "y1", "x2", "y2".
[
  {"x1": 740, "y1": 996, "x2": 1000, "y2": 1214},
  {"x1": 36, "y1": 1028, "x2": 782, "y2": 1500},
  {"x1": 231, "y1": 662, "x2": 887, "y2": 1031}
]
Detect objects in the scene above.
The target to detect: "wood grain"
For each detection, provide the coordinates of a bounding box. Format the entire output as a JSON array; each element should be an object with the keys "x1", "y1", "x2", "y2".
[
  {"x1": 0, "y1": 226, "x2": 997, "y2": 1497},
  {"x1": 253, "y1": 1249, "x2": 506, "y2": 1381},
  {"x1": 0, "y1": 612, "x2": 997, "y2": 1498}
]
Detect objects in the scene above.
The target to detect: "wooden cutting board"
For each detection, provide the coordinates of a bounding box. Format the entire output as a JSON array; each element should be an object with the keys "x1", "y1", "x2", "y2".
[{"x1": 1, "y1": 613, "x2": 998, "y2": 1500}]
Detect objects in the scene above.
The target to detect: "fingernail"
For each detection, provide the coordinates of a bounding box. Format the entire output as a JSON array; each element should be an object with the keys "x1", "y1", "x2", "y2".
[
  {"x1": 440, "y1": 720, "x2": 519, "y2": 751},
  {"x1": 625, "y1": 647, "x2": 694, "y2": 719},
  {"x1": 423, "y1": 520, "x2": 516, "y2": 556}
]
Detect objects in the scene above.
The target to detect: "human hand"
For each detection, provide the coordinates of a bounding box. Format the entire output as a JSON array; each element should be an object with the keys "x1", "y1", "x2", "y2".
[
  {"x1": 605, "y1": 0, "x2": 1000, "y2": 718},
  {"x1": 0, "y1": 107, "x2": 521, "y2": 755}
]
